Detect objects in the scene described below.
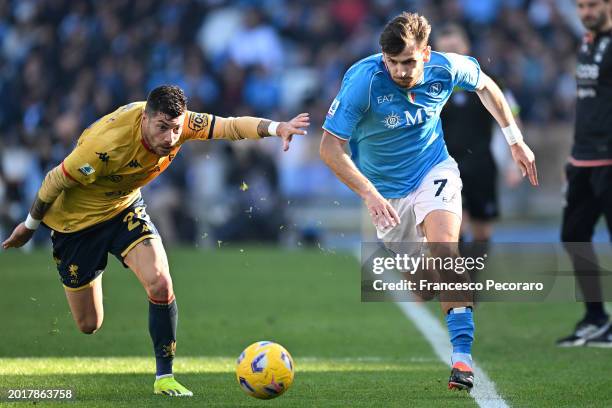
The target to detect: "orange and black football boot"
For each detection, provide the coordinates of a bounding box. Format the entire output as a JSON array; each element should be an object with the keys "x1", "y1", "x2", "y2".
[{"x1": 448, "y1": 362, "x2": 474, "y2": 391}]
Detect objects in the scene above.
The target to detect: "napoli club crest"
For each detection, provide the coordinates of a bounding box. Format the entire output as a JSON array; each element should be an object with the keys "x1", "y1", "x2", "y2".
[{"x1": 428, "y1": 82, "x2": 442, "y2": 96}]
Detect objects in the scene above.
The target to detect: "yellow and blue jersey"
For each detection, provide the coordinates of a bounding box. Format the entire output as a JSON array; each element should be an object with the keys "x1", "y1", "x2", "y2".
[{"x1": 323, "y1": 51, "x2": 483, "y2": 198}]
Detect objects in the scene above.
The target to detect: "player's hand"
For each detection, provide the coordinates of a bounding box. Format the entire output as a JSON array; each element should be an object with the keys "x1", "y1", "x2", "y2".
[
  {"x1": 277, "y1": 113, "x2": 310, "y2": 152},
  {"x1": 363, "y1": 190, "x2": 401, "y2": 230},
  {"x1": 510, "y1": 141, "x2": 538, "y2": 186},
  {"x1": 2, "y1": 222, "x2": 35, "y2": 249}
]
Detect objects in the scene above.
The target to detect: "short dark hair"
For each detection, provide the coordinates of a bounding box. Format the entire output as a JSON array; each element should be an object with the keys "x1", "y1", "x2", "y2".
[
  {"x1": 145, "y1": 85, "x2": 187, "y2": 118},
  {"x1": 379, "y1": 12, "x2": 431, "y2": 56}
]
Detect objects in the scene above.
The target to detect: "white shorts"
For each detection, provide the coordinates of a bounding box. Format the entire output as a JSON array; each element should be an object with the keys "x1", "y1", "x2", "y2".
[{"x1": 376, "y1": 157, "x2": 463, "y2": 244}]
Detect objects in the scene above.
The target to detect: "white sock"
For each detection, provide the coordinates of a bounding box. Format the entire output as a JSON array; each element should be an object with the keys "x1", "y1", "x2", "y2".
[{"x1": 451, "y1": 352, "x2": 473, "y2": 367}]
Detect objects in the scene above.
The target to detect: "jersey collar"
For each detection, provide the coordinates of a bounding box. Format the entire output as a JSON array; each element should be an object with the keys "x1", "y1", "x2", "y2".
[{"x1": 141, "y1": 134, "x2": 156, "y2": 154}]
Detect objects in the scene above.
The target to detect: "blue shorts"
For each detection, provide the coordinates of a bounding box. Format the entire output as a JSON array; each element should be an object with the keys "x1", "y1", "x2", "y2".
[{"x1": 49, "y1": 196, "x2": 159, "y2": 291}]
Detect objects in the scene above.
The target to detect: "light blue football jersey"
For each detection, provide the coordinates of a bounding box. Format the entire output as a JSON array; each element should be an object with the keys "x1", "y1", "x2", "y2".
[{"x1": 323, "y1": 51, "x2": 483, "y2": 198}]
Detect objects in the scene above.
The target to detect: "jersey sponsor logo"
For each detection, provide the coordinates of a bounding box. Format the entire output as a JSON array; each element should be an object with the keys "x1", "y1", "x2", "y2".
[
  {"x1": 577, "y1": 87, "x2": 597, "y2": 99},
  {"x1": 577, "y1": 64, "x2": 599, "y2": 80},
  {"x1": 404, "y1": 107, "x2": 436, "y2": 126},
  {"x1": 106, "y1": 175, "x2": 123, "y2": 183},
  {"x1": 382, "y1": 112, "x2": 402, "y2": 129},
  {"x1": 328, "y1": 98, "x2": 340, "y2": 117},
  {"x1": 78, "y1": 164, "x2": 95, "y2": 176},
  {"x1": 96, "y1": 152, "x2": 110, "y2": 163},
  {"x1": 428, "y1": 82, "x2": 442, "y2": 96},
  {"x1": 127, "y1": 159, "x2": 142, "y2": 168},
  {"x1": 376, "y1": 94, "x2": 394, "y2": 104},
  {"x1": 187, "y1": 112, "x2": 208, "y2": 132}
]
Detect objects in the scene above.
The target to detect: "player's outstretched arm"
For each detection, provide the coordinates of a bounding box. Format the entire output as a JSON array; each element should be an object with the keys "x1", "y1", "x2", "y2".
[
  {"x1": 2, "y1": 165, "x2": 78, "y2": 249},
  {"x1": 320, "y1": 130, "x2": 400, "y2": 229},
  {"x1": 476, "y1": 74, "x2": 538, "y2": 186},
  {"x1": 262, "y1": 113, "x2": 310, "y2": 152},
  {"x1": 204, "y1": 113, "x2": 310, "y2": 151}
]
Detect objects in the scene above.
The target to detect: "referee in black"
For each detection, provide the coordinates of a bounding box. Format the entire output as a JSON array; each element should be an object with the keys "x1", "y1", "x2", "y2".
[
  {"x1": 435, "y1": 25, "x2": 520, "y2": 248},
  {"x1": 557, "y1": 0, "x2": 612, "y2": 347}
]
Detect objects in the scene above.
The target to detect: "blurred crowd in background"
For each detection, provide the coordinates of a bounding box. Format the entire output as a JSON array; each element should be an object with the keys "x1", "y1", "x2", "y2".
[{"x1": 0, "y1": 0, "x2": 587, "y2": 245}]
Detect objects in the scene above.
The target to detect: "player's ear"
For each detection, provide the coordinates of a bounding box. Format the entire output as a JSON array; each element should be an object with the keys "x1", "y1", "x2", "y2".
[{"x1": 423, "y1": 45, "x2": 432, "y2": 62}]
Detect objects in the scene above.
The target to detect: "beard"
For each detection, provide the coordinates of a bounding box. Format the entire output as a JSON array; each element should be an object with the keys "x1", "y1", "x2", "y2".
[{"x1": 582, "y1": 13, "x2": 607, "y2": 32}]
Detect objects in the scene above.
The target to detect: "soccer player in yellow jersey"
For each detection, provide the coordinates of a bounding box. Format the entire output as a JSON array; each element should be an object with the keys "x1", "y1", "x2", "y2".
[{"x1": 2, "y1": 85, "x2": 310, "y2": 397}]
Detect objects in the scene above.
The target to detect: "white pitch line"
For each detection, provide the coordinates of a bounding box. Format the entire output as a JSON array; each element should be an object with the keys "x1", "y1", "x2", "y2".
[{"x1": 395, "y1": 300, "x2": 510, "y2": 408}]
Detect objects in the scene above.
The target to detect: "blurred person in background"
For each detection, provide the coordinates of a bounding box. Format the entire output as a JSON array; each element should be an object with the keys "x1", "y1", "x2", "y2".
[
  {"x1": 557, "y1": 0, "x2": 612, "y2": 348},
  {"x1": 2, "y1": 85, "x2": 309, "y2": 396},
  {"x1": 436, "y1": 24, "x2": 522, "y2": 247},
  {"x1": 0, "y1": 0, "x2": 587, "y2": 245},
  {"x1": 216, "y1": 144, "x2": 285, "y2": 243}
]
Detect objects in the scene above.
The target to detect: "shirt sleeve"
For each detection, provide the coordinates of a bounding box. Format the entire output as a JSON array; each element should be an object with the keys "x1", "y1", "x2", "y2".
[
  {"x1": 446, "y1": 53, "x2": 483, "y2": 92},
  {"x1": 181, "y1": 111, "x2": 216, "y2": 140},
  {"x1": 322, "y1": 67, "x2": 370, "y2": 140},
  {"x1": 37, "y1": 165, "x2": 78, "y2": 203},
  {"x1": 61, "y1": 133, "x2": 110, "y2": 185},
  {"x1": 181, "y1": 111, "x2": 266, "y2": 141}
]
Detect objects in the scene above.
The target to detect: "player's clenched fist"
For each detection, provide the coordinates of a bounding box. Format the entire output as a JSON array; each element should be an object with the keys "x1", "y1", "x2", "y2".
[{"x1": 2, "y1": 223, "x2": 35, "y2": 249}]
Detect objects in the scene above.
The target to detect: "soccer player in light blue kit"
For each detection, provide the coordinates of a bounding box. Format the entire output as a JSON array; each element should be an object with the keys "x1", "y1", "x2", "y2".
[{"x1": 320, "y1": 12, "x2": 539, "y2": 391}]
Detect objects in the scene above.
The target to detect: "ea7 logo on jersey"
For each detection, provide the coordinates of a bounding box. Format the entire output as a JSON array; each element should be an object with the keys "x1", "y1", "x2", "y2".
[
  {"x1": 78, "y1": 164, "x2": 95, "y2": 176},
  {"x1": 377, "y1": 94, "x2": 394, "y2": 104},
  {"x1": 327, "y1": 98, "x2": 340, "y2": 117}
]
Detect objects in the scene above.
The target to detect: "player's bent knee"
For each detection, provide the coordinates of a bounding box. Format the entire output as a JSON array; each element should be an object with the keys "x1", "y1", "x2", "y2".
[{"x1": 146, "y1": 274, "x2": 174, "y2": 303}]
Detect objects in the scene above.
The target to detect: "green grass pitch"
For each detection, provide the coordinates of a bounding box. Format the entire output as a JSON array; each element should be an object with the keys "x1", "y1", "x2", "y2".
[{"x1": 0, "y1": 247, "x2": 610, "y2": 407}]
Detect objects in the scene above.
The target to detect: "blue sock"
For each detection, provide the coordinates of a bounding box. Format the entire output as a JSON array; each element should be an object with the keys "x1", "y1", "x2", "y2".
[{"x1": 446, "y1": 307, "x2": 474, "y2": 366}]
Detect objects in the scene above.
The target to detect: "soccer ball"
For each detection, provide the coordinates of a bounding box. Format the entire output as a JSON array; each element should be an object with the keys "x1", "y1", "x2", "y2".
[{"x1": 236, "y1": 341, "x2": 295, "y2": 399}]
